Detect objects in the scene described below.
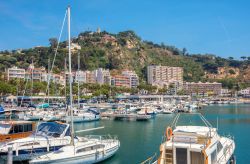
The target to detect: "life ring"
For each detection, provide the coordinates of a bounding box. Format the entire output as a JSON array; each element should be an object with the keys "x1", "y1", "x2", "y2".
[{"x1": 166, "y1": 127, "x2": 173, "y2": 140}]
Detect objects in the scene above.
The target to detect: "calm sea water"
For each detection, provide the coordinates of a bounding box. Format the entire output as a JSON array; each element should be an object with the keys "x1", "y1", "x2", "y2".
[{"x1": 74, "y1": 104, "x2": 250, "y2": 164}]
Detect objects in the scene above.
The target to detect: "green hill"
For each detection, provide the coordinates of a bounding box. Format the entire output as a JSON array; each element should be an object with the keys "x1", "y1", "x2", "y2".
[{"x1": 0, "y1": 30, "x2": 249, "y2": 85}]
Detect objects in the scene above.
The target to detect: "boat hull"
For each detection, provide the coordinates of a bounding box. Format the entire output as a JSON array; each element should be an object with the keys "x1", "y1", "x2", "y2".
[{"x1": 30, "y1": 145, "x2": 119, "y2": 164}]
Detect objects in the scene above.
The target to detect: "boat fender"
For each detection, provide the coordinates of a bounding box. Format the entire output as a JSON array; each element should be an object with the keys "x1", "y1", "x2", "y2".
[{"x1": 166, "y1": 127, "x2": 173, "y2": 140}]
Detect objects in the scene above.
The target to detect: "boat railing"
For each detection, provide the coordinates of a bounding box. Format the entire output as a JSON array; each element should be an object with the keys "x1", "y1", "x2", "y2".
[
  {"x1": 84, "y1": 134, "x2": 118, "y2": 141},
  {"x1": 217, "y1": 136, "x2": 234, "y2": 163},
  {"x1": 3, "y1": 137, "x2": 70, "y2": 155},
  {"x1": 81, "y1": 135, "x2": 119, "y2": 147}
]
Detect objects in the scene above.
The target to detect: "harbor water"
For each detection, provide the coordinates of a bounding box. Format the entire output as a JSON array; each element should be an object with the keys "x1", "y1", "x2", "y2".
[{"x1": 75, "y1": 104, "x2": 250, "y2": 164}]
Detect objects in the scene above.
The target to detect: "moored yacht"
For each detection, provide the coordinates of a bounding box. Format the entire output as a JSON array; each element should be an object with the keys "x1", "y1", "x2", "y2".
[
  {"x1": 0, "y1": 121, "x2": 36, "y2": 142},
  {"x1": 0, "y1": 121, "x2": 71, "y2": 162},
  {"x1": 149, "y1": 113, "x2": 236, "y2": 164},
  {"x1": 29, "y1": 135, "x2": 120, "y2": 164}
]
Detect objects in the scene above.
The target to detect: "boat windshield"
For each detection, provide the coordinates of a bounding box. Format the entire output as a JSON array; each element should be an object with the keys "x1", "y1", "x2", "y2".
[
  {"x1": 37, "y1": 122, "x2": 67, "y2": 137},
  {"x1": 0, "y1": 124, "x2": 11, "y2": 134}
]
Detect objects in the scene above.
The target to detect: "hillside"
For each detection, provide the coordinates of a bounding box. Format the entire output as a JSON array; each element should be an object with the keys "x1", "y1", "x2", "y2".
[{"x1": 0, "y1": 30, "x2": 249, "y2": 86}]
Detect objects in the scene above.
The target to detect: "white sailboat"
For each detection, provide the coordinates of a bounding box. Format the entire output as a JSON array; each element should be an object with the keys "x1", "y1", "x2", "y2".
[
  {"x1": 30, "y1": 6, "x2": 120, "y2": 163},
  {"x1": 0, "y1": 121, "x2": 72, "y2": 161}
]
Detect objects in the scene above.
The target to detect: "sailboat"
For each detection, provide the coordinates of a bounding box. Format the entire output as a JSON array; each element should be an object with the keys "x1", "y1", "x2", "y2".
[
  {"x1": 30, "y1": 6, "x2": 120, "y2": 164},
  {"x1": 62, "y1": 52, "x2": 100, "y2": 123}
]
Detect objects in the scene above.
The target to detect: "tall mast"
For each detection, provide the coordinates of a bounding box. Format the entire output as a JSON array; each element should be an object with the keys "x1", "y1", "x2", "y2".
[
  {"x1": 67, "y1": 6, "x2": 74, "y2": 146},
  {"x1": 77, "y1": 52, "x2": 80, "y2": 109},
  {"x1": 48, "y1": 58, "x2": 50, "y2": 104},
  {"x1": 31, "y1": 60, "x2": 34, "y2": 105}
]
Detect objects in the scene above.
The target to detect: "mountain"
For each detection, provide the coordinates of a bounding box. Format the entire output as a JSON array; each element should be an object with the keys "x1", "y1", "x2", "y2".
[{"x1": 0, "y1": 30, "x2": 249, "y2": 88}]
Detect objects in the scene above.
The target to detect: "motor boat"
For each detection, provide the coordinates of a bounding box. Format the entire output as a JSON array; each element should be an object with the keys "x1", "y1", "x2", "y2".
[
  {"x1": 148, "y1": 113, "x2": 236, "y2": 164},
  {"x1": 0, "y1": 121, "x2": 36, "y2": 142}
]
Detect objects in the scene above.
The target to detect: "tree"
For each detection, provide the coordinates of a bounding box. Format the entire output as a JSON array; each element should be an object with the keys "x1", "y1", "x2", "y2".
[
  {"x1": 49, "y1": 38, "x2": 58, "y2": 48},
  {"x1": 182, "y1": 48, "x2": 187, "y2": 56},
  {"x1": 228, "y1": 57, "x2": 234, "y2": 60},
  {"x1": 228, "y1": 69, "x2": 235, "y2": 75},
  {"x1": 241, "y1": 56, "x2": 247, "y2": 60}
]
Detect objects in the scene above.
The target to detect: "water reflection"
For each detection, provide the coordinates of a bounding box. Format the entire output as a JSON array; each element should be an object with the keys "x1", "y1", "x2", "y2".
[{"x1": 75, "y1": 104, "x2": 250, "y2": 164}]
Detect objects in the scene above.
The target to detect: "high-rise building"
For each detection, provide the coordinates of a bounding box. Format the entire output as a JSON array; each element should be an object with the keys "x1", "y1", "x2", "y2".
[
  {"x1": 96, "y1": 68, "x2": 111, "y2": 85},
  {"x1": 111, "y1": 70, "x2": 139, "y2": 88},
  {"x1": 7, "y1": 66, "x2": 26, "y2": 80},
  {"x1": 147, "y1": 65, "x2": 183, "y2": 88}
]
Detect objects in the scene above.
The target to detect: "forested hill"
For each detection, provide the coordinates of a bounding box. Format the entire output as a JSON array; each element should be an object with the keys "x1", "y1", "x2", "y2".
[{"x1": 1, "y1": 30, "x2": 250, "y2": 86}]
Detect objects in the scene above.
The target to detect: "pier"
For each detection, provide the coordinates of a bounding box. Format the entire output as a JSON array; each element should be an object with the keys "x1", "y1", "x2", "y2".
[{"x1": 101, "y1": 113, "x2": 151, "y2": 121}]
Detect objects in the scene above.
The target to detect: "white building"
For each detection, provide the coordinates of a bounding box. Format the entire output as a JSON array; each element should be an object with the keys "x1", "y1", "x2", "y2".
[
  {"x1": 7, "y1": 66, "x2": 26, "y2": 80},
  {"x1": 239, "y1": 88, "x2": 250, "y2": 96},
  {"x1": 147, "y1": 65, "x2": 183, "y2": 88},
  {"x1": 122, "y1": 70, "x2": 139, "y2": 88},
  {"x1": 96, "y1": 68, "x2": 111, "y2": 85},
  {"x1": 75, "y1": 71, "x2": 86, "y2": 83}
]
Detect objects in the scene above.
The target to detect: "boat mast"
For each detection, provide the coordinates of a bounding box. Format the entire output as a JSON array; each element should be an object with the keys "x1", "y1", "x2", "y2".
[
  {"x1": 77, "y1": 52, "x2": 80, "y2": 109},
  {"x1": 67, "y1": 6, "x2": 75, "y2": 146},
  {"x1": 31, "y1": 59, "x2": 34, "y2": 105}
]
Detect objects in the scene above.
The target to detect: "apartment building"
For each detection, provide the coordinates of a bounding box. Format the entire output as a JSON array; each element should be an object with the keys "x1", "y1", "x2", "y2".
[
  {"x1": 96, "y1": 68, "x2": 111, "y2": 85},
  {"x1": 7, "y1": 66, "x2": 26, "y2": 80},
  {"x1": 111, "y1": 70, "x2": 139, "y2": 88},
  {"x1": 183, "y1": 82, "x2": 222, "y2": 95},
  {"x1": 147, "y1": 65, "x2": 183, "y2": 88},
  {"x1": 86, "y1": 71, "x2": 96, "y2": 84},
  {"x1": 25, "y1": 64, "x2": 46, "y2": 81},
  {"x1": 75, "y1": 70, "x2": 87, "y2": 84}
]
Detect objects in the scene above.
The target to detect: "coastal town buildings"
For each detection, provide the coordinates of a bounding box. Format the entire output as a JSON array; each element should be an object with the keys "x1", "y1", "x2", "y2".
[
  {"x1": 96, "y1": 68, "x2": 111, "y2": 85},
  {"x1": 239, "y1": 87, "x2": 250, "y2": 97},
  {"x1": 25, "y1": 64, "x2": 46, "y2": 81},
  {"x1": 75, "y1": 71, "x2": 87, "y2": 84},
  {"x1": 85, "y1": 71, "x2": 96, "y2": 84},
  {"x1": 111, "y1": 70, "x2": 139, "y2": 88},
  {"x1": 7, "y1": 66, "x2": 26, "y2": 81},
  {"x1": 147, "y1": 65, "x2": 183, "y2": 88},
  {"x1": 183, "y1": 82, "x2": 222, "y2": 95}
]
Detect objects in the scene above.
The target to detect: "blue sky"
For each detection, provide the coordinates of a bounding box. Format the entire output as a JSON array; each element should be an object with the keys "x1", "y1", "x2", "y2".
[{"x1": 0, "y1": 0, "x2": 249, "y2": 59}]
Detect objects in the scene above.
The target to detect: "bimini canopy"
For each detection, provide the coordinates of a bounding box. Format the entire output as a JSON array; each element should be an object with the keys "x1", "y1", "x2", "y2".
[{"x1": 37, "y1": 122, "x2": 68, "y2": 137}]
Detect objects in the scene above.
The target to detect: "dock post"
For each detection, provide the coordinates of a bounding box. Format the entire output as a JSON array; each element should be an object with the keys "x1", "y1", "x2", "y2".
[{"x1": 7, "y1": 147, "x2": 13, "y2": 164}]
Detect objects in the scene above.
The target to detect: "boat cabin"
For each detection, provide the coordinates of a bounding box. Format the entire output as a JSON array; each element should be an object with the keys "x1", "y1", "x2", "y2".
[
  {"x1": 0, "y1": 121, "x2": 36, "y2": 142},
  {"x1": 157, "y1": 124, "x2": 235, "y2": 164}
]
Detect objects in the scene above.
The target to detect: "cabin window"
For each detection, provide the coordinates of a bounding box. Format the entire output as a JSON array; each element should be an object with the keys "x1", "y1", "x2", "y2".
[
  {"x1": 13, "y1": 125, "x2": 19, "y2": 133},
  {"x1": 20, "y1": 142, "x2": 40, "y2": 147},
  {"x1": 65, "y1": 128, "x2": 71, "y2": 136},
  {"x1": 176, "y1": 148, "x2": 187, "y2": 164},
  {"x1": 211, "y1": 150, "x2": 217, "y2": 164},
  {"x1": 190, "y1": 151, "x2": 204, "y2": 164},
  {"x1": 76, "y1": 144, "x2": 105, "y2": 153},
  {"x1": 23, "y1": 124, "x2": 32, "y2": 132},
  {"x1": 217, "y1": 141, "x2": 223, "y2": 153},
  {"x1": 18, "y1": 125, "x2": 23, "y2": 132}
]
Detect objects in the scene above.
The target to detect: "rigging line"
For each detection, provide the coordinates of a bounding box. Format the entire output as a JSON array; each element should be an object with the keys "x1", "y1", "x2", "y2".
[
  {"x1": 20, "y1": 78, "x2": 29, "y2": 108},
  {"x1": 32, "y1": 9, "x2": 68, "y2": 143},
  {"x1": 43, "y1": 9, "x2": 68, "y2": 105}
]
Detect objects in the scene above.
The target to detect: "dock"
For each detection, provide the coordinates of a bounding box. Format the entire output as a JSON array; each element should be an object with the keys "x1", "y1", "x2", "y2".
[{"x1": 101, "y1": 113, "x2": 151, "y2": 121}]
